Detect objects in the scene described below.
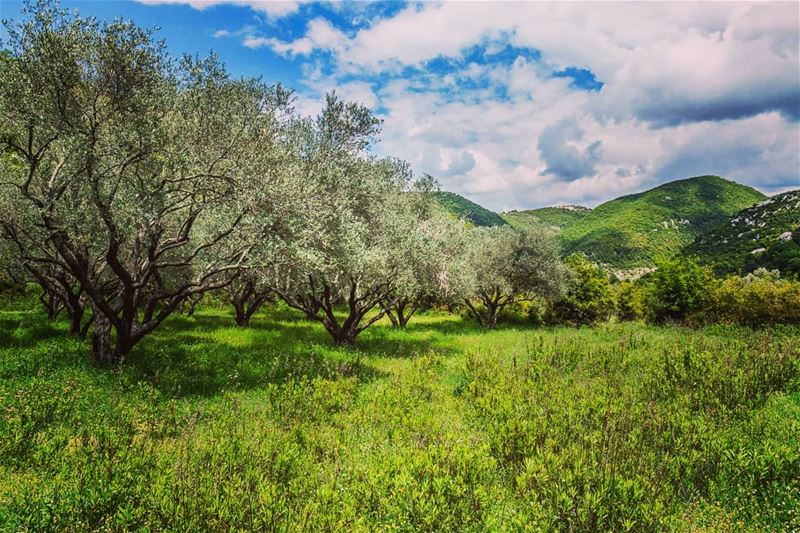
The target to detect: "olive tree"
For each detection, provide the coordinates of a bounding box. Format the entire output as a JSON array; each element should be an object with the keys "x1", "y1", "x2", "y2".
[
  {"x1": 0, "y1": 2, "x2": 291, "y2": 362},
  {"x1": 0, "y1": 122, "x2": 93, "y2": 332},
  {"x1": 268, "y1": 95, "x2": 420, "y2": 346},
  {"x1": 383, "y1": 188, "x2": 472, "y2": 328},
  {"x1": 462, "y1": 225, "x2": 567, "y2": 328}
]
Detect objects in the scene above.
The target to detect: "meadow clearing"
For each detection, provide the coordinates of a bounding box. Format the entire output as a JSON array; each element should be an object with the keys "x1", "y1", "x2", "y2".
[{"x1": 1, "y1": 297, "x2": 798, "y2": 531}]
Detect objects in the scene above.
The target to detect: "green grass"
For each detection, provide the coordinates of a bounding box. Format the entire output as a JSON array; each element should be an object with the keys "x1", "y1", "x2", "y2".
[{"x1": 1, "y1": 300, "x2": 799, "y2": 531}]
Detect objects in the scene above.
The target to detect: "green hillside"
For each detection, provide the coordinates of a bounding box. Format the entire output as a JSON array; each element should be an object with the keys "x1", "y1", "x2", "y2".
[
  {"x1": 432, "y1": 191, "x2": 507, "y2": 227},
  {"x1": 688, "y1": 190, "x2": 800, "y2": 276},
  {"x1": 557, "y1": 176, "x2": 766, "y2": 268},
  {"x1": 502, "y1": 205, "x2": 590, "y2": 232}
]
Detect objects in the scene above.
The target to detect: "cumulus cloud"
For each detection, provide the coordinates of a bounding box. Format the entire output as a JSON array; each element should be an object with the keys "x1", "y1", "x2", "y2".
[
  {"x1": 654, "y1": 113, "x2": 800, "y2": 192},
  {"x1": 418, "y1": 146, "x2": 476, "y2": 177},
  {"x1": 538, "y1": 118, "x2": 602, "y2": 182},
  {"x1": 305, "y1": 2, "x2": 799, "y2": 124},
  {"x1": 219, "y1": 1, "x2": 800, "y2": 209},
  {"x1": 597, "y1": 23, "x2": 800, "y2": 125},
  {"x1": 245, "y1": 17, "x2": 346, "y2": 54}
]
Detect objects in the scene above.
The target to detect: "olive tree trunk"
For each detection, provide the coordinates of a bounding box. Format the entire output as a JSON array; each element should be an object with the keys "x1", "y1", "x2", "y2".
[{"x1": 276, "y1": 279, "x2": 397, "y2": 347}]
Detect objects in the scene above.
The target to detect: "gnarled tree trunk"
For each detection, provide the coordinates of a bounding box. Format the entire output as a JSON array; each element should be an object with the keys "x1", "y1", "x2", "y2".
[
  {"x1": 91, "y1": 303, "x2": 116, "y2": 364},
  {"x1": 63, "y1": 290, "x2": 90, "y2": 338},
  {"x1": 229, "y1": 280, "x2": 273, "y2": 327},
  {"x1": 40, "y1": 289, "x2": 64, "y2": 320},
  {"x1": 385, "y1": 297, "x2": 419, "y2": 328},
  {"x1": 329, "y1": 324, "x2": 358, "y2": 346},
  {"x1": 464, "y1": 286, "x2": 516, "y2": 328},
  {"x1": 180, "y1": 293, "x2": 204, "y2": 317},
  {"x1": 276, "y1": 279, "x2": 396, "y2": 347}
]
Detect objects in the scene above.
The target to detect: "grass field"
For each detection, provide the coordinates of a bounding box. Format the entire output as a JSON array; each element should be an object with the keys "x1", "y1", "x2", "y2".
[{"x1": 1, "y1": 299, "x2": 798, "y2": 531}]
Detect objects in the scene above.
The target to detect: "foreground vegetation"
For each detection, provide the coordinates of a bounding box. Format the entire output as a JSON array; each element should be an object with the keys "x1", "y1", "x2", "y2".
[{"x1": 1, "y1": 296, "x2": 798, "y2": 531}]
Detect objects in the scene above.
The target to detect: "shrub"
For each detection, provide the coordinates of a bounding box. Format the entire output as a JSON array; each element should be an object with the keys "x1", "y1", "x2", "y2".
[
  {"x1": 549, "y1": 253, "x2": 615, "y2": 326},
  {"x1": 710, "y1": 269, "x2": 800, "y2": 327},
  {"x1": 523, "y1": 298, "x2": 547, "y2": 326},
  {"x1": 644, "y1": 258, "x2": 714, "y2": 324},
  {"x1": 616, "y1": 280, "x2": 644, "y2": 321}
]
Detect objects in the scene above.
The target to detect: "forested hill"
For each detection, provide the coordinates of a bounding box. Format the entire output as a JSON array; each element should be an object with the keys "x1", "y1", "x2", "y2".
[
  {"x1": 555, "y1": 176, "x2": 766, "y2": 268},
  {"x1": 432, "y1": 191, "x2": 507, "y2": 227},
  {"x1": 502, "y1": 205, "x2": 590, "y2": 232},
  {"x1": 687, "y1": 190, "x2": 800, "y2": 276},
  {"x1": 433, "y1": 176, "x2": 775, "y2": 271}
]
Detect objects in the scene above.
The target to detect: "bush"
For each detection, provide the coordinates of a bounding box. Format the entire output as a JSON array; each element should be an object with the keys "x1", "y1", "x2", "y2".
[
  {"x1": 644, "y1": 258, "x2": 714, "y2": 324},
  {"x1": 616, "y1": 280, "x2": 644, "y2": 321},
  {"x1": 710, "y1": 269, "x2": 800, "y2": 327},
  {"x1": 524, "y1": 298, "x2": 547, "y2": 326},
  {"x1": 549, "y1": 253, "x2": 615, "y2": 326}
]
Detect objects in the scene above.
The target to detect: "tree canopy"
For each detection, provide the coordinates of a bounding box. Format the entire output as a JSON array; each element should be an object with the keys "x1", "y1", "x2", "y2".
[
  {"x1": 462, "y1": 226, "x2": 567, "y2": 328},
  {"x1": 0, "y1": 0, "x2": 571, "y2": 357},
  {"x1": 0, "y1": 2, "x2": 293, "y2": 361}
]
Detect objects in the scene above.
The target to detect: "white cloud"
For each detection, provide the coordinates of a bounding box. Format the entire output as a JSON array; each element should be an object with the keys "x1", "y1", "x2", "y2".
[
  {"x1": 244, "y1": 17, "x2": 346, "y2": 55},
  {"x1": 135, "y1": 0, "x2": 302, "y2": 18},
  {"x1": 538, "y1": 118, "x2": 602, "y2": 182},
  {"x1": 654, "y1": 113, "x2": 800, "y2": 190},
  {"x1": 249, "y1": 2, "x2": 799, "y2": 210},
  {"x1": 369, "y1": 59, "x2": 798, "y2": 210},
  {"x1": 596, "y1": 23, "x2": 800, "y2": 125}
]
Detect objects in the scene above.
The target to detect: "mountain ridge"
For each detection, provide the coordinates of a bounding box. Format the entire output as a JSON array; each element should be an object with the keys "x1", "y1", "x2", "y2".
[
  {"x1": 502, "y1": 205, "x2": 591, "y2": 232},
  {"x1": 431, "y1": 191, "x2": 507, "y2": 227},
  {"x1": 434, "y1": 175, "x2": 773, "y2": 270},
  {"x1": 556, "y1": 175, "x2": 766, "y2": 268}
]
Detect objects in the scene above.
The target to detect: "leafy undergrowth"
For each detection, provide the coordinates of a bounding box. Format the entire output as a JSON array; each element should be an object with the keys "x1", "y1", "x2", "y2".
[{"x1": 1, "y1": 304, "x2": 798, "y2": 531}]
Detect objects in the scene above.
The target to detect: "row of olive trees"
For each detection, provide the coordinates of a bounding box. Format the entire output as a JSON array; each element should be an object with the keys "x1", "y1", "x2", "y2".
[{"x1": 0, "y1": 1, "x2": 567, "y2": 362}]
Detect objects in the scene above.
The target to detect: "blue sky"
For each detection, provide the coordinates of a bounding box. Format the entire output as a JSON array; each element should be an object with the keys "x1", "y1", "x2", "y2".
[{"x1": 2, "y1": 1, "x2": 798, "y2": 210}]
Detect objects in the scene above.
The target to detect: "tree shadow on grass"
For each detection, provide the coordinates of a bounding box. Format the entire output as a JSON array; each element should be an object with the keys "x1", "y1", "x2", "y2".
[
  {"x1": 124, "y1": 308, "x2": 455, "y2": 399},
  {"x1": 387, "y1": 312, "x2": 545, "y2": 341},
  {"x1": 0, "y1": 315, "x2": 67, "y2": 348},
  {"x1": 125, "y1": 340, "x2": 382, "y2": 399},
  {"x1": 396, "y1": 314, "x2": 484, "y2": 336},
  {"x1": 351, "y1": 323, "x2": 464, "y2": 359},
  {"x1": 1, "y1": 304, "x2": 475, "y2": 399}
]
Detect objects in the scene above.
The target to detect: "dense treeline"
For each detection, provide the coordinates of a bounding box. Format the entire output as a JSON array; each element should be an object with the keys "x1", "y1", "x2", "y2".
[
  {"x1": 544, "y1": 254, "x2": 800, "y2": 328},
  {"x1": 0, "y1": 2, "x2": 564, "y2": 360}
]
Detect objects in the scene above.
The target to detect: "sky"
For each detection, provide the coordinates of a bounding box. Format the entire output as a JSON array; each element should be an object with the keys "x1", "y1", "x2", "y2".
[{"x1": 1, "y1": 1, "x2": 799, "y2": 210}]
